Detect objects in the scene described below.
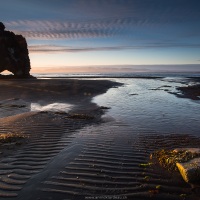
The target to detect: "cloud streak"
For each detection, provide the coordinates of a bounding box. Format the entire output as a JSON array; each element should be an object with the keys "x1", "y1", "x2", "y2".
[
  {"x1": 29, "y1": 43, "x2": 200, "y2": 54},
  {"x1": 2, "y1": 0, "x2": 200, "y2": 40},
  {"x1": 4, "y1": 0, "x2": 200, "y2": 43},
  {"x1": 31, "y1": 64, "x2": 200, "y2": 74},
  {"x1": 5, "y1": 19, "x2": 200, "y2": 47},
  {"x1": 2, "y1": 0, "x2": 200, "y2": 66},
  {"x1": 6, "y1": 19, "x2": 126, "y2": 39}
]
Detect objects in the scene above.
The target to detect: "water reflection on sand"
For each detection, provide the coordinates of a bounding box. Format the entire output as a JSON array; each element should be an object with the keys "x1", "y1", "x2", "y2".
[
  {"x1": 31, "y1": 102, "x2": 73, "y2": 112},
  {"x1": 94, "y1": 78, "x2": 200, "y2": 136}
]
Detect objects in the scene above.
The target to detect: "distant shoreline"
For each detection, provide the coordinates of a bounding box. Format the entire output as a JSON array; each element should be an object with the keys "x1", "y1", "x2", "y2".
[
  {"x1": 0, "y1": 77, "x2": 199, "y2": 199},
  {"x1": 37, "y1": 76, "x2": 162, "y2": 79},
  {"x1": 33, "y1": 72, "x2": 200, "y2": 79},
  {"x1": 1, "y1": 71, "x2": 200, "y2": 79}
]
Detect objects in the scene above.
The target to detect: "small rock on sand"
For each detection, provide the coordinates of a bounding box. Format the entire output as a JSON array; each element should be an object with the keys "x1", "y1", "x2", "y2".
[
  {"x1": 152, "y1": 148, "x2": 200, "y2": 184},
  {"x1": 176, "y1": 158, "x2": 200, "y2": 183},
  {"x1": 175, "y1": 148, "x2": 200, "y2": 184}
]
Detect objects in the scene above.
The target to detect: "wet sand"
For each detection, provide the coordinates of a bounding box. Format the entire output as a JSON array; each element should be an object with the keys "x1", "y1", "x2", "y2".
[
  {"x1": 165, "y1": 77, "x2": 200, "y2": 100},
  {"x1": 176, "y1": 84, "x2": 200, "y2": 100},
  {"x1": 0, "y1": 78, "x2": 200, "y2": 200},
  {"x1": 0, "y1": 78, "x2": 120, "y2": 155}
]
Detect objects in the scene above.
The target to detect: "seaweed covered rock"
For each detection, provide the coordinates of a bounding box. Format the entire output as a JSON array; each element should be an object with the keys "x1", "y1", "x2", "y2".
[
  {"x1": 0, "y1": 22, "x2": 31, "y2": 78},
  {"x1": 152, "y1": 148, "x2": 200, "y2": 184},
  {"x1": 177, "y1": 85, "x2": 200, "y2": 100},
  {"x1": 175, "y1": 148, "x2": 200, "y2": 184},
  {"x1": 176, "y1": 158, "x2": 200, "y2": 184}
]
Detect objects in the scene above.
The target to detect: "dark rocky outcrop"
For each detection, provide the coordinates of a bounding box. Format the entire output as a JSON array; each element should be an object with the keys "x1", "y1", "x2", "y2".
[{"x1": 0, "y1": 22, "x2": 31, "y2": 78}]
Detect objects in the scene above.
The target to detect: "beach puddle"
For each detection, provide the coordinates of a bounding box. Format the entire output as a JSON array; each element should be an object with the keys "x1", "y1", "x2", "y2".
[
  {"x1": 93, "y1": 78, "x2": 200, "y2": 135},
  {"x1": 0, "y1": 78, "x2": 199, "y2": 200},
  {"x1": 30, "y1": 78, "x2": 200, "y2": 199},
  {"x1": 0, "y1": 100, "x2": 73, "y2": 118},
  {"x1": 0, "y1": 98, "x2": 29, "y2": 118}
]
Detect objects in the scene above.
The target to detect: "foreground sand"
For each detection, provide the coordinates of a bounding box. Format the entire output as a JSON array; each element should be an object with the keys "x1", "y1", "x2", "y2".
[
  {"x1": 0, "y1": 78, "x2": 200, "y2": 200},
  {"x1": 0, "y1": 78, "x2": 120, "y2": 155}
]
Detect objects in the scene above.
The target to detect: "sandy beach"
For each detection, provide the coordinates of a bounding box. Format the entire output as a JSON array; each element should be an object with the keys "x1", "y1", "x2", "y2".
[
  {"x1": 1, "y1": 0, "x2": 200, "y2": 199},
  {"x1": 0, "y1": 78, "x2": 120, "y2": 155},
  {"x1": 0, "y1": 78, "x2": 200, "y2": 200}
]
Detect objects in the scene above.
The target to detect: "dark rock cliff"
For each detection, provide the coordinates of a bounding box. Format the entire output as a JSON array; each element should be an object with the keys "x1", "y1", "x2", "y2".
[{"x1": 0, "y1": 22, "x2": 31, "y2": 78}]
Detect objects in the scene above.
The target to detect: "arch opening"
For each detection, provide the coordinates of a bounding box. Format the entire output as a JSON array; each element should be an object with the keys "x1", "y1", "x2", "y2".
[{"x1": 0, "y1": 70, "x2": 14, "y2": 75}]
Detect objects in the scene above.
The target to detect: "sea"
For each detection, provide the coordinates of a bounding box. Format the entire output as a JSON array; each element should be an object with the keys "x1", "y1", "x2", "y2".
[
  {"x1": 33, "y1": 72, "x2": 200, "y2": 78},
  {"x1": 32, "y1": 71, "x2": 200, "y2": 198},
  {"x1": 33, "y1": 72, "x2": 200, "y2": 136},
  {"x1": 0, "y1": 72, "x2": 200, "y2": 198}
]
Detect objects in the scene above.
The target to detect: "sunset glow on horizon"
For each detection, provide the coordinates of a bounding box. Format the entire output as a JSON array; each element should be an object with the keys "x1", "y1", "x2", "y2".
[{"x1": 1, "y1": 0, "x2": 200, "y2": 73}]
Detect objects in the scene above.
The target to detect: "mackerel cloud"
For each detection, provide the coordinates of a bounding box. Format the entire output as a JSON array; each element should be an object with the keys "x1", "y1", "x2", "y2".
[
  {"x1": 6, "y1": 19, "x2": 127, "y2": 39},
  {"x1": 5, "y1": 0, "x2": 200, "y2": 40},
  {"x1": 3, "y1": 0, "x2": 200, "y2": 53},
  {"x1": 28, "y1": 43, "x2": 200, "y2": 54}
]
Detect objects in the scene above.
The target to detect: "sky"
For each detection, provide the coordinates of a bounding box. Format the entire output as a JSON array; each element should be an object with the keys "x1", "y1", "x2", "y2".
[{"x1": 1, "y1": 0, "x2": 200, "y2": 73}]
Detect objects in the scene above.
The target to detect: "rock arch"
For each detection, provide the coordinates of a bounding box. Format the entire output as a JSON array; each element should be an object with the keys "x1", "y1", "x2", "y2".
[{"x1": 0, "y1": 22, "x2": 31, "y2": 78}]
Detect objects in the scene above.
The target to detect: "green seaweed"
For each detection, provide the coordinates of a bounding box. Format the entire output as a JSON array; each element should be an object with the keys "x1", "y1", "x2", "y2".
[
  {"x1": 156, "y1": 185, "x2": 161, "y2": 190},
  {"x1": 180, "y1": 194, "x2": 187, "y2": 198},
  {"x1": 0, "y1": 133, "x2": 28, "y2": 144},
  {"x1": 139, "y1": 162, "x2": 153, "y2": 168},
  {"x1": 144, "y1": 176, "x2": 150, "y2": 181}
]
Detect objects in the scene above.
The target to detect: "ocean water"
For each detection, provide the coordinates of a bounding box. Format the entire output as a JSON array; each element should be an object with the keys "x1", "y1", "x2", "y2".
[
  {"x1": 33, "y1": 72, "x2": 200, "y2": 78},
  {"x1": 93, "y1": 77, "x2": 200, "y2": 136},
  {"x1": 0, "y1": 73, "x2": 199, "y2": 198},
  {"x1": 34, "y1": 72, "x2": 200, "y2": 136},
  {"x1": 3, "y1": 72, "x2": 199, "y2": 136},
  {"x1": 46, "y1": 75, "x2": 200, "y2": 198}
]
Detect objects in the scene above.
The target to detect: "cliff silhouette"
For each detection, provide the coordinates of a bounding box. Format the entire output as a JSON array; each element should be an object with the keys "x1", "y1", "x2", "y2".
[{"x1": 0, "y1": 22, "x2": 31, "y2": 78}]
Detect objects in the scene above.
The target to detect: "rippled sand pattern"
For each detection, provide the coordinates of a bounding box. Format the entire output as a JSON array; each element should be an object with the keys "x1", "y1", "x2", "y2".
[
  {"x1": 0, "y1": 113, "x2": 93, "y2": 199},
  {"x1": 0, "y1": 78, "x2": 200, "y2": 200},
  {"x1": 39, "y1": 122, "x2": 200, "y2": 200},
  {"x1": 0, "y1": 117, "x2": 200, "y2": 199}
]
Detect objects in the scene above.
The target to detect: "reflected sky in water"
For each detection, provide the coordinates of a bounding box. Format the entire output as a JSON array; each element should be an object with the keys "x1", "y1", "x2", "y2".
[
  {"x1": 0, "y1": 98, "x2": 73, "y2": 118},
  {"x1": 31, "y1": 102, "x2": 73, "y2": 112},
  {"x1": 94, "y1": 78, "x2": 200, "y2": 136}
]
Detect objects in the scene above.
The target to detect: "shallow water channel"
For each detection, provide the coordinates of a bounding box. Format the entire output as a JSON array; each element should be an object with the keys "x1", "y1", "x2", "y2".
[
  {"x1": 94, "y1": 78, "x2": 200, "y2": 136},
  {"x1": 0, "y1": 77, "x2": 200, "y2": 200}
]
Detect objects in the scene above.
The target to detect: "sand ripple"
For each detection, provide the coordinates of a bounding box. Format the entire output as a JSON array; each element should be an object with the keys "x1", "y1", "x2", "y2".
[
  {"x1": 0, "y1": 115, "x2": 199, "y2": 199},
  {"x1": 38, "y1": 122, "x2": 200, "y2": 200}
]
